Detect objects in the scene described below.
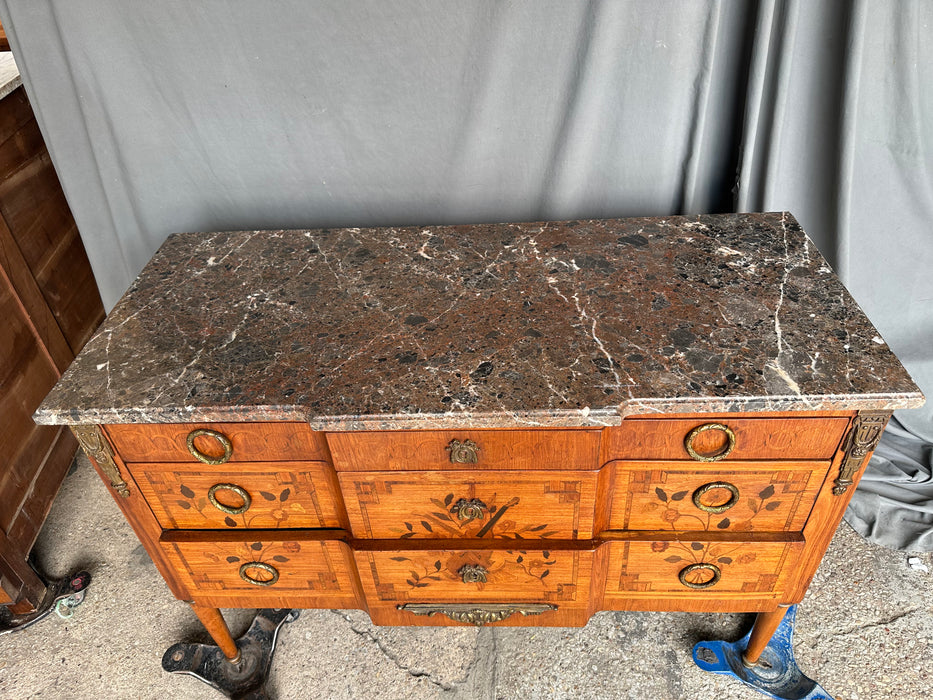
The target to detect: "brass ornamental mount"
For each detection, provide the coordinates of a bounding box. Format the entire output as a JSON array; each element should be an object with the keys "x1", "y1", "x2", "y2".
[
  {"x1": 447, "y1": 438, "x2": 480, "y2": 464},
  {"x1": 684, "y1": 423, "x2": 736, "y2": 462},
  {"x1": 692, "y1": 481, "x2": 740, "y2": 514},
  {"x1": 207, "y1": 483, "x2": 252, "y2": 515},
  {"x1": 455, "y1": 498, "x2": 487, "y2": 522},
  {"x1": 397, "y1": 603, "x2": 557, "y2": 626},
  {"x1": 679, "y1": 563, "x2": 721, "y2": 589},
  {"x1": 186, "y1": 428, "x2": 233, "y2": 465},
  {"x1": 834, "y1": 411, "x2": 888, "y2": 495},
  {"x1": 239, "y1": 561, "x2": 279, "y2": 586},
  {"x1": 459, "y1": 564, "x2": 488, "y2": 584},
  {"x1": 72, "y1": 425, "x2": 130, "y2": 498}
]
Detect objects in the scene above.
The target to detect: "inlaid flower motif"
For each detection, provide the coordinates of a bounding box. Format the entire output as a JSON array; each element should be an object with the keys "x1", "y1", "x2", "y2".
[{"x1": 651, "y1": 541, "x2": 669, "y2": 553}]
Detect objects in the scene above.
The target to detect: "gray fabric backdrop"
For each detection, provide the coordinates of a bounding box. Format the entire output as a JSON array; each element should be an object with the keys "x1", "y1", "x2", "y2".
[{"x1": 3, "y1": 1, "x2": 931, "y2": 545}]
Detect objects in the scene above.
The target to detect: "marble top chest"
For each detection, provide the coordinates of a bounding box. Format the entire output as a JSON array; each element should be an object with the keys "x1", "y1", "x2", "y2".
[{"x1": 35, "y1": 214, "x2": 922, "y2": 674}]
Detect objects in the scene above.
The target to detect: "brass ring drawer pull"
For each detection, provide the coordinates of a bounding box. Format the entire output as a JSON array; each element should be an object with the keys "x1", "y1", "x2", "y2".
[
  {"x1": 678, "y1": 563, "x2": 721, "y2": 589},
  {"x1": 207, "y1": 483, "x2": 252, "y2": 515},
  {"x1": 459, "y1": 564, "x2": 488, "y2": 583},
  {"x1": 186, "y1": 428, "x2": 233, "y2": 465},
  {"x1": 455, "y1": 498, "x2": 487, "y2": 521},
  {"x1": 684, "y1": 423, "x2": 736, "y2": 462},
  {"x1": 692, "y1": 481, "x2": 740, "y2": 514},
  {"x1": 239, "y1": 561, "x2": 279, "y2": 586}
]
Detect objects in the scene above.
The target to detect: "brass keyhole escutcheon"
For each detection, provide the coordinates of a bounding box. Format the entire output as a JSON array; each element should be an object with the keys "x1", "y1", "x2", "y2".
[
  {"x1": 684, "y1": 423, "x2": 736, "y2": 462},
  {"x1": 459, "y1": 564, "x2": 488, "y2": 584},
  {"x1": 239, "y1": 561, "x2": 279, "y2": 586},
  {"x1": 447, "y1": 439, "x2": 480, "y2": 464},
  {"x1": 208, "y1": 483, "x2": 252, "y2": 515},
  {"x1": 692, "y1": 481, "x2": 740, "y2": 514},
  {"x1": 678, "y1": 563, "x2": 721, "y2": 589},
  {"x1": 455, "y1": 498, "x2": 487, "y2": 522},
  {"x1": 186, "y1": 428, "x2": 233, "y2": 465}
]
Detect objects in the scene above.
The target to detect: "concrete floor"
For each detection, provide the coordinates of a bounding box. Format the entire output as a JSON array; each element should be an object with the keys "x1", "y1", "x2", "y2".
[{"x1": 1, "y1": 452, "x2": 931, "y2": 699}]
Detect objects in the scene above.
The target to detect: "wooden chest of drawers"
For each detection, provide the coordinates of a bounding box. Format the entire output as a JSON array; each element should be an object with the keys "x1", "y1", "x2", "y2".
[{"x1": 36, "y1": 214, "x2": 922, "y2": 690}]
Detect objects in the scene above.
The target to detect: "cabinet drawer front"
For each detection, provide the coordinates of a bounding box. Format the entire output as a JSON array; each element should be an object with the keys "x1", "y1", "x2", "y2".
[
  {"x1": 162, "y1": 536, "x2": 356, "y2": 599},
  {"x1": 605, "y1": 417, "x2": 849, "y2": 462},
  {"x1": 605, "y1": 539, "x2": 802, "y2": 597},
  {"x1": 608, "y1": 462, "x2": 828, "y2": 532},
  {"x1": 340, "y1": 471, "x2": 598, "y2": 539},
  {"x1": 358, "y1": 548, "x2": 592, "y2": 604},
  {"x1": 106, "y1": 422, "x2": 328, "y2": 463},
  {"x1": 129, "y1": 462, "x2": 343, "y2": 530},
  {"x1": 326, "y1": 429, "x2": 601, "y2": 471}
]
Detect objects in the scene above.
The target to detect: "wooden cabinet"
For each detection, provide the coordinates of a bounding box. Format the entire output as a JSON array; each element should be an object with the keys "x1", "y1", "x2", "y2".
[
  {"x1": 0, "y1": 59, "x2": 104, "y2": 614},
  {"x1": 35, "y1": 215, "x2": 921, "y2": 682}
]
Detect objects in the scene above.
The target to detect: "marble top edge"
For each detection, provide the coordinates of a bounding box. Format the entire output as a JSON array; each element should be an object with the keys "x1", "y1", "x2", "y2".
[
  {"x1": 35, "y1": 389, "x2": 923, "y2": 429},
  {"x1": 37, "y1": 212, "x2": 924, "y2": 427}
]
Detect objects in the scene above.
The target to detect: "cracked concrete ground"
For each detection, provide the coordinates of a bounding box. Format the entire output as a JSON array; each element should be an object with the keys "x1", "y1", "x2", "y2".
[{"x1": 1, "y1": 452, "x2": 931, "y2": 699}]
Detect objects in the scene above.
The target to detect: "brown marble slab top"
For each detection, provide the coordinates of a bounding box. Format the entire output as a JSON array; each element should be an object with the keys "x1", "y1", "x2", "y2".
[{"x1": 35, "y1": 213, "x2": 923, "y2": 429}]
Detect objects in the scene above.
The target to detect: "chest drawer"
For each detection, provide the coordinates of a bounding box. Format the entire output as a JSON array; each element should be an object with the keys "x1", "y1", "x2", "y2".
[
  {"x1": 339, "y1": 470, "x2": 598, "y2": 539},
  {"x1": 161, "y1": 533, "x2": 357, "y2": 604},
  {"x1": 127, "y1": 461, "x2": 343, "y2": 530},
  {"x1": 106, "y1": 422, "x2": 329, "y2": 463},
  {"x1": 326, "y1": 429, "x2": 601, "y2": 471},
  {"x1": 607, "y1": 461, "x2": 828, "y2": 533},
  {"x1": 605, "y1": 417, "x2": 849, "y2": 462},
  {"x1": 357, "y1": 546, "x2": 592, "y2": 605},
  {"x1": 604, "y1": 537, "x2": 803, "y2": 598}
]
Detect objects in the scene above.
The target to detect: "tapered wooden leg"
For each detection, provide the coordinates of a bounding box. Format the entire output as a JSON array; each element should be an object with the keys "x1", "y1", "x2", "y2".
[
  {"x1": 742, "y1": 607, "x2": 789, "y2": 666},
  {"x1": 190, "y1": 604, "x2": 240, "y2": 662}
]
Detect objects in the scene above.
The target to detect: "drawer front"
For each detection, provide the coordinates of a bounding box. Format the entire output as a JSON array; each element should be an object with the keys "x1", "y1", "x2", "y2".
[
  {"x1": 106, "y1": 422, "x2": 329, "y2": 463},
  {"x1": 129, "y1": 462, "x2": 343, "y2": 530},
  {"x1": 605, "y1": 417, "x2": 849, "y2": 462},
  {"x1": 339, "y1": 471, "x2": 598, "y2": 539},
  {"x1": 357, "y1": 547, "x2": 592, "y2": 604},
  {"x1": 326, "y1": 429, "x2": 601, "y2": 472},
  {"x1": 162, "y1": 536, "x2": 357, "y2": 601},
  {"x1": 608, "y1": 462, "x2": 828, "y2": 532},
  {"x1": 604, "y1": 538, "x2": 802, "y2": 597}
]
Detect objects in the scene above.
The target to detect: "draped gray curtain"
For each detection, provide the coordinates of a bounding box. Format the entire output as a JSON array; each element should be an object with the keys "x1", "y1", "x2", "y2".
[{"x1": 2, "y1": 0, "x2": 931, "y2": 546}]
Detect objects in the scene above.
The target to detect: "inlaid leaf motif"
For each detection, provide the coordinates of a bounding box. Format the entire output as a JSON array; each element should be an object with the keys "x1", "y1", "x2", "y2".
[
  {"x1": 432, "y1": 511, "x2": 453, "y2": 521},
  {"x1": 434, "y1": 560, "x2": 442, "y2": 571},
  {"x1": 543, "y1": 551, "x2": 550, "y2": 559},
  {"x1": 759, "y1": 485, "x2": 775, "y2": 499},
  {"x1": 718, "y1": 557, "x2": 733, "y2": 564},
  {"x1": 280, "y1": 488, "x2": 291, "y2": 501},
  {"x1": 251, "y1": 542, "x2": 263, "y2": 551},
  {"x1": 691, "y1": 542, "x2": 704, "y2": 551},
  {"x1": 400, "y1": 532, "x2": 415, "y2": 538},
  {"x1": 444, "y1": 493, "x2": 454, "y2": 506},
  {"x1": 176, "y1": 500, "x2": 192, "y2": 510},
  {"x1": 764, "y1": 501, "x2": 781, "y2": 511},
  {"x1": 260, "y1": 491, "x2": 276, "y2": 501},
  {"x1": 179, "y1": 485, "x2": 195, "y2": 498},
  {"x1": 404, "y1": 522, "x2": 413, "y2": 531},
  {"x1": 516, "y1": 555, "x2": 524, "y2": 563},
  {"x1": 540, "y1": 569, "x2": 550, "y2": 579},
  {"x1": 665, "y1": 555, "x2": 682, "y2": 563},
  {"x1": 420, "y1": 520, "x2": 433, "y2": 532},
  {"x1": 656, "y1": 487, "x2": 669, "y2": 502},
  {"x1": 716, "y1": 517, "x2": 731, "y2": 529},
  {"x1": 226, "y1": 556, "x2": 240, "y2": 563},
  {"x1": 529, "y1": 524, "x2": 548, "y2": 531},
  {"x1": 671, "y1": 491, "x2": 688, "y2": 501},
  {"x1": 272, "y1": 555, "x2": 289, "y2": 563},
  {"x1": 224, "y1": 516, "x2": 237, "y2": 527},
  {"x1": 748, "y1": 498, "x2": 759, "y2": 513}
]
